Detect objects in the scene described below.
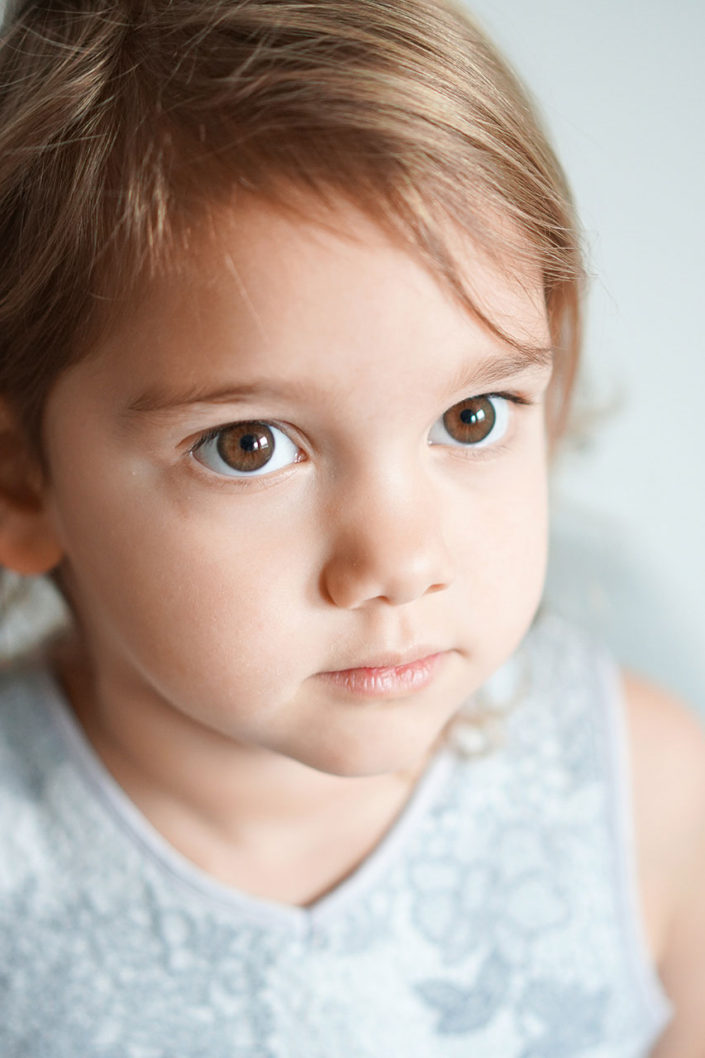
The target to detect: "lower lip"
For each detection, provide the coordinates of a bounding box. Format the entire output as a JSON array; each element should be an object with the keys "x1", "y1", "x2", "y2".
[{"x1": 318, "y1": 653, "x2": 447, "y2": 699}]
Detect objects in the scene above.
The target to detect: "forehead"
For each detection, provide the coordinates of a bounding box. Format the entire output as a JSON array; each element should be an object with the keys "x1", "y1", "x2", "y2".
[
  {"x1": 188, "y1": 193, "x2": 547, "y2": 333},
  {"x1": 77, "y1": 194, "x2": 551, "y2": 405}
]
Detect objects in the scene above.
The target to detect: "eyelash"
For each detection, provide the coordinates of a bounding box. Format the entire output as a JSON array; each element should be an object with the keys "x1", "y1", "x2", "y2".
[{"x1": 187, "y1": 391, "x2": 534, "y2": 480}]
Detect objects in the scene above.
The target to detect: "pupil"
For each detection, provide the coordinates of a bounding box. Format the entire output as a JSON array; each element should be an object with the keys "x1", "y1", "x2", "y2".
[
  {"x1": 240, "y1": 434, "x2": 259, "y2": 452},
  {"x1": 460, "y1": 407, "x2": 486, "y2": 426}
]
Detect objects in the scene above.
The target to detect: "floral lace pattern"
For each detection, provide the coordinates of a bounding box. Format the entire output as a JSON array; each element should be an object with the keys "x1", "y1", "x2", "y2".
[{"x1": 0, "y1": 614, "x2": 670, "y2": 1056}]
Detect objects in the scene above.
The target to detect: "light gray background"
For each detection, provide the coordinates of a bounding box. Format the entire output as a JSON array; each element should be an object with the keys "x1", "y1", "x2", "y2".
[{"x1": 1, "y1": 1, "x2": 703, "y2": 710}]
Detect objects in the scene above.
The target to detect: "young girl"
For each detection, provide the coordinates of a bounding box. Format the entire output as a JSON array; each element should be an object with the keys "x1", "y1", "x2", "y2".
[{"x1": 0, "y1": 1, "x2": 703, "y2": 1055}]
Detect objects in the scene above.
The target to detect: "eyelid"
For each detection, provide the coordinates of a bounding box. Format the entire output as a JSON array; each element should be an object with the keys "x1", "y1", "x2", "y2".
[
  {"x1": 189, "y1": 417, "x2": 298, "y2": 452},
  {"x1": 471, "y1": 390, "x2": 533, "y2": 406},
  {"x1": 443, "y1": 389, "x2": 535, "y2": 418}
]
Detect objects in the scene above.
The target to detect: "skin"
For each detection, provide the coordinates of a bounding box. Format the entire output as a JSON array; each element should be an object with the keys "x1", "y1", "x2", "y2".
[{"x1": 2, "y1": 194, "x2": 705, "y2": 1052}]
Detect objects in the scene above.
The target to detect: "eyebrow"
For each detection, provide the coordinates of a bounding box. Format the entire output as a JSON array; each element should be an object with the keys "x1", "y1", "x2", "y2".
[
  {"x1": 125, "y1": 344, "x2": 554, "y2": 416},
  {"x1": 443, "y1": 344, "x2": 554, "y2": 400}
]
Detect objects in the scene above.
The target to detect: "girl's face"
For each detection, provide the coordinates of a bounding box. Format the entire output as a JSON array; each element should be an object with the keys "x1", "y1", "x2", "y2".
[{"x1": 40, "y1": 196, "x2": 553, "y2": 777}]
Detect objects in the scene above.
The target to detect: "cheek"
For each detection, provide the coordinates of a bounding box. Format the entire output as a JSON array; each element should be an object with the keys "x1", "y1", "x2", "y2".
[
  {"x1": 449, "y1": 449, "x2": 549, "y2": 636},
  {"x1": 48, "y1": 456, "x2": 317, "y2": 683}
]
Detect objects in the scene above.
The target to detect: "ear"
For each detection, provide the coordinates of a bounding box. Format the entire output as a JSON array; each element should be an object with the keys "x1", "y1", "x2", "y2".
[{"x1": 0, "y1": 399, "x2": 63, "y2": 576}]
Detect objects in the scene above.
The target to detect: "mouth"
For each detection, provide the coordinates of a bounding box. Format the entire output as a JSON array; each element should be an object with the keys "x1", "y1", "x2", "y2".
[{"x1": 317, "y1": 650, "x2": 449, "y2": 699}]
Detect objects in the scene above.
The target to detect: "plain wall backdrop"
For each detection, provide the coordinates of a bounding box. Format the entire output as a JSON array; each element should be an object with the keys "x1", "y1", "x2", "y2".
[{"x1": 0, "y1": 0, "x2": 703, "y2": 710}]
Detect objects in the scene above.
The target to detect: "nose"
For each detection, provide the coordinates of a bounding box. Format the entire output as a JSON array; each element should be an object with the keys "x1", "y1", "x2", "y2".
[{"x1": 320, "y1": 469, "x2": 454, "y2": 610}]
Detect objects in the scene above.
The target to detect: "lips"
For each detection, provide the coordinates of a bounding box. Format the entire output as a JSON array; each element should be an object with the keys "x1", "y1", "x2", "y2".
[{"x1": 317, "y1": 649, "x2": 448, "y2": 698}]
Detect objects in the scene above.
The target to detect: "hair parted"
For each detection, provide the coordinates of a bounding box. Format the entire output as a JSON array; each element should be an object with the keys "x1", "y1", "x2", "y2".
[{"x1": 0, "y1": 0, "x2": 584, "y2": 462}]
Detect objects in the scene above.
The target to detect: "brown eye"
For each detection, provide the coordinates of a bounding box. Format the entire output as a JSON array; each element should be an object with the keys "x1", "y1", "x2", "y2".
[
  {"x1": 193, "y1": 421, "x2": 300, "y2": 477},
  {"x1": 429, "y1": 395, "x2": 509, "y2": 448},
  {"x1": 218, "y1": 423, "x2": 274, "y2": 471}
]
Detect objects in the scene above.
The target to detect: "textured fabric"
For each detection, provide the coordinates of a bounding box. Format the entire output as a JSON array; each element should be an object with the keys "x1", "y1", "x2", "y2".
[{"x1": 0, "y1": 613, "x2": 672, "y2": 1057}]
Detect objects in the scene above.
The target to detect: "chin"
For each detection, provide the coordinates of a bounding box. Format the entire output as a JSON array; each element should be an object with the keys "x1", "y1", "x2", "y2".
[{"x1": 293, "y1": 722, "x2": 445, "y2": 780}]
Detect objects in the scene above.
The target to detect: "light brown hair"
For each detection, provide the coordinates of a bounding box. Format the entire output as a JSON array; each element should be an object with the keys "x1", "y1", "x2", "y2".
[{"x1": 0, "y1": 0, "x2": 583, "y2": 469}]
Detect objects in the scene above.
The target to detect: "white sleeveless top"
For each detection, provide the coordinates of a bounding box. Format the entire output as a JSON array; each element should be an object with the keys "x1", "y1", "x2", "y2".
[{"x1": 0, "y1": 612, "x2": 672, "y2": 1056}]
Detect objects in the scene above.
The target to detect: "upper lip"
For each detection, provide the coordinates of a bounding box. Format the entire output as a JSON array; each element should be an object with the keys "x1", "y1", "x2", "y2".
[{"x1": 324, "y1": 646, "x2": 446, "y2": 672}]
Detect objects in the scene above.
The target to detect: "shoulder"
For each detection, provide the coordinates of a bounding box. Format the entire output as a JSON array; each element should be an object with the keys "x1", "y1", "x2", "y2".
[
  {"x1": 622, "y1": 671, "x2": 705, "y2": 861},
  {"x1": 621, "y1": 671, "x2": 705, "y2": 1057},
  {"x1": 622, "y1": 671, "x2": 705, "y2": 910}
]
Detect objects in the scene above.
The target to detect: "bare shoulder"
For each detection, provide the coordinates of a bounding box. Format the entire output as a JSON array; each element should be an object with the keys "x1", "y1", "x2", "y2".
[
  {"x1": 621, "y1": 671, "x2": 705, "y2": 1058},
  {"x1": 622, "y1": 671, "x2": 705, "y2": 836}
]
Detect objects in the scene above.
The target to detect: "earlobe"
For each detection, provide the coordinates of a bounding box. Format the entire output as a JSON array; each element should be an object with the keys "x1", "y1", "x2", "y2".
[
  {"x1": 0, "y1": 508, "x2": 63, "y2": 576},
  {"x1": 0, "y1": 399, "x2": 63, "y2": 576}
]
